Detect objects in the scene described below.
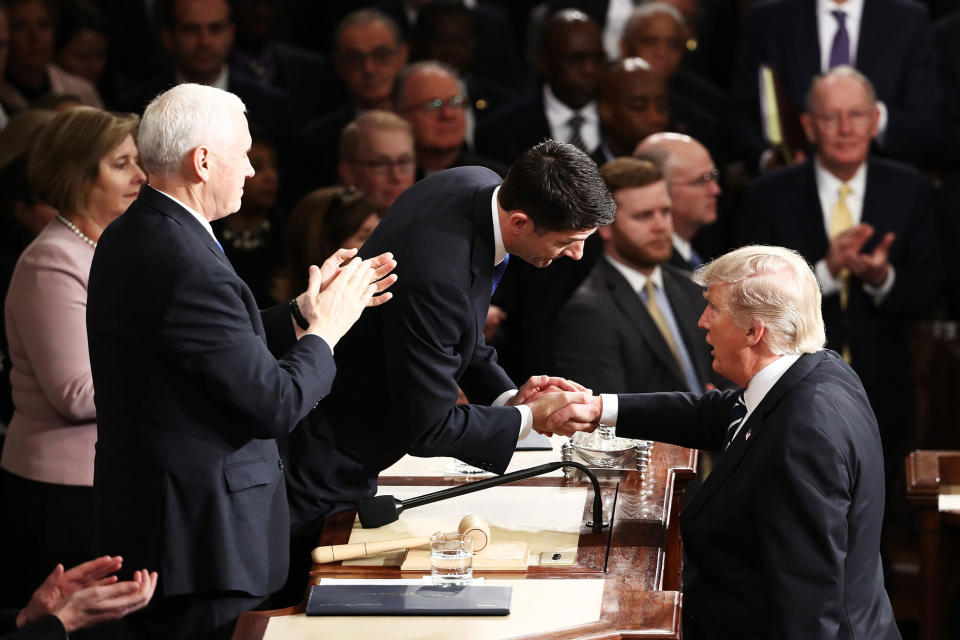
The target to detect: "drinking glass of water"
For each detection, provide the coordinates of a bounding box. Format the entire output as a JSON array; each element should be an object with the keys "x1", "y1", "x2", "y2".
[{"x1": 430, "y1": 532, "x2": 474, "y2": 586}]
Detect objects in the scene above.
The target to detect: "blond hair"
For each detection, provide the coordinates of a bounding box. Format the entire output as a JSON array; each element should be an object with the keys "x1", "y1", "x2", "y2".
[
  {"x1": 339, "y1": 109, "x2": 413, "y2": 161},
  {"x1": 693, "y1": 245, "x2": 826, "y2": 355},
  {"x1": 28, "y1": 106, "x2": 140, "y2": 214}
]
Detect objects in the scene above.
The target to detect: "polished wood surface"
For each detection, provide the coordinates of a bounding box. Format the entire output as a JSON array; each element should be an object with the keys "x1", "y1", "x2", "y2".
[
  {"x1": 905, "y1": 450, "x2": 960, "y2": 640},
  {"x1": 233, "y1": 443, "x2": 696, "y2": 640}
]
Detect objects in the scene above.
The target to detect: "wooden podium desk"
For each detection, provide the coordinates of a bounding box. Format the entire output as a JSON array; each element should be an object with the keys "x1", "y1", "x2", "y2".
[{"x1": 233, "y1": 443, "x2": 696, "y2": 640}]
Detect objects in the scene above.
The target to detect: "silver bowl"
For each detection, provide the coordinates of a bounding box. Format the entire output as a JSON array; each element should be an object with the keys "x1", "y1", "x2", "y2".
[{"x1": 570, "y1": 428, "x2": 641, "y2": 468}]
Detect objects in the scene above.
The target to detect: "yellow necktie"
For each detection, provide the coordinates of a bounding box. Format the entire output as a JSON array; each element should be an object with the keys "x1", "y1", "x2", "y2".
[
  {"x1": 829, "y1": 183, "x2": 853, "y2": 362},
  {"x1": 644, "y1": 280, "x2": 683, "y2": 368}
]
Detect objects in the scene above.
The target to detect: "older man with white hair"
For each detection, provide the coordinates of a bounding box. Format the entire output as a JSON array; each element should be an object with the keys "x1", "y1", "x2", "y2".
[
  {"x1": 551, "y1": 245, "x2": 898, "y2": 640},
  {"x1": 86, "y1": 83, "x2": 396, "y2": 639}
]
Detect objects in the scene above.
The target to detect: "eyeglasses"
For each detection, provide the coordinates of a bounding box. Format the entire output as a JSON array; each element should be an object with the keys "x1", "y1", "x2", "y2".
[
  {"x1": 673, "y1": 168, "x2": 720, "y2": 188},
  {"x1": 812, "y1": 109, "x2": 874, "y2": 129},
  {"x1": 335, "y1": 46, "x2": 400, "y2": 70},
  {"x1": 346, "y1": 156, "x2": 416, "y2": 175},
  {"x1": 407, "y1": 94, "x2": 467, "y2": 113}
]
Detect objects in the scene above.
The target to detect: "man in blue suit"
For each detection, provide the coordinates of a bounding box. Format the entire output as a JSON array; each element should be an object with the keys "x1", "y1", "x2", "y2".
[
  {"x1": 284, "y1": 140, "x2": 615, "y2": 547},
  {"x1": 549, "y1": 245, "x2": 900, "y2": 639},
  {"x1": 741, "y1": 66, "x2": 939, "y2": 485},
  {"x1": 87, "y1": 83, "x2": 395, "y2": 639}
]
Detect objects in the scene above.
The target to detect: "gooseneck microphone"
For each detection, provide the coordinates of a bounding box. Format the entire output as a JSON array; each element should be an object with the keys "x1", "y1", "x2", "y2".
[{"x1": 357, "y1": 461, "x2": 609, "y2": 530}]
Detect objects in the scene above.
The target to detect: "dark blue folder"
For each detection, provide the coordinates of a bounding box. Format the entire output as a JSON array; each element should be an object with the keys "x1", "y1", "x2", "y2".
[{"x1": 305, "y1": 584, "x2": 512, "y2": 616}]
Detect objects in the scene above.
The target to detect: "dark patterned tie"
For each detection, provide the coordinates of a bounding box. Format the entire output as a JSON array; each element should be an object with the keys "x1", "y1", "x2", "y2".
[
  {"x1": 492, "y1": 254, "x2": 510, "y2": 294},
  {"x1": 829, "y1": 10, "x2": 850, "y2": 68},
  {"x1": 723, "y1": 392, "x2": 747, "y2": 449},
  {"x1": 567, "y1": 113, "x2": 586, "y2": 150}
]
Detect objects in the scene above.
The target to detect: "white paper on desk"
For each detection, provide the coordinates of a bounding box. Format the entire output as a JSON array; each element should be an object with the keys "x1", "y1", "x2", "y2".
[
  {"x1": 938, "y1": 487, "x2": 960, "y2": 512},
  {"x1": 318, "y1": 578, "x2": 485, "y2": 585},
  {"x1": 515, "y1": 430, "x2": 553, "y2": 450}
]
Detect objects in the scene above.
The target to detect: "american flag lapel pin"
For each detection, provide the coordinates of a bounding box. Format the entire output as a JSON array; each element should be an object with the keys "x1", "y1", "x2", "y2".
[{"x1": 745, "y1": 430, "x2": 752, "y2": 441}]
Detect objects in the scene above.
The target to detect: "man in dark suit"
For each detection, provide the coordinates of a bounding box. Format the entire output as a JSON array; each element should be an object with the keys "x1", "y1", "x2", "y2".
[
  {"x1": 733, "y1": 0, "x2": 942, "y2": 167},
  {"x1": 113, "y1": 0, "x2": 295, "y2": 149},
  {"x1": 555, "y1": 157, "x2": 716, "y2": 394},
  {"x1": 87, "y1": 84, "x2": 395, "y2": 639},
  {"x1": 284, "y1": 141, "x2": 614, "y2": 543},
  {"x1": 476, "y1": 9, "x2": 605, "y2": 165},
  {"x1": 550, "y1": 245, "x2": 900, "y2": 639},
  {"x1": 741, "y1": 66, "x2": 939, "y2": 484},
  {"x1": 393, "y1": 61, "x2": 507, "y2": 179}
]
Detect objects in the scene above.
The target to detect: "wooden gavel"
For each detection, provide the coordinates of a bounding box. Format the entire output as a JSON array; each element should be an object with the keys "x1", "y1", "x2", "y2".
[{"x1": 311, "y1": 514, "x2": 490, "y2": 564}]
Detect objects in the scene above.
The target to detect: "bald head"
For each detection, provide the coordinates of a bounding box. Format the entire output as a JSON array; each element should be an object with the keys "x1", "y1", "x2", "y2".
[
  {"x1": 634, "y1": 132, "x2": 719, "y2": 240},
  {"x1": 598, "y1": 58, "x2": 669, "y2": 157}
]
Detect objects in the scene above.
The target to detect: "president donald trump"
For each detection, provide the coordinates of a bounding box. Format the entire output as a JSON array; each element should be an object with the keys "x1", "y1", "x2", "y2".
[{"x1": 552, "y1": 245, "x2": 898, "y2": 639}]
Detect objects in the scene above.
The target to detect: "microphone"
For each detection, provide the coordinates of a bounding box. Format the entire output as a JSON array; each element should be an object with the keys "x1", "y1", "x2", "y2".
[{"x1": 357, "y1": 461, "x2": 609, "y2": 530}]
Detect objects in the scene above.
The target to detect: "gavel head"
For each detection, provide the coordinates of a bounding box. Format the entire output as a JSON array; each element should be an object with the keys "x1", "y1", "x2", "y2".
[{"x1": 457, "y1": 514, "x2": 491, "y2": 552}]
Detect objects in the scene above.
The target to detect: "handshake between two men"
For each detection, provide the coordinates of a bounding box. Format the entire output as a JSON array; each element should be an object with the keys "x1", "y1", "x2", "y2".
[{"x1": 506, "y1": 376, "x2": 605, "y2": 438}]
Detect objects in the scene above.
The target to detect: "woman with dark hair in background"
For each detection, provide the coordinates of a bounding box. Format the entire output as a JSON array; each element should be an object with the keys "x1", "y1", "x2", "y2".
[
  {"x1": 272, "y1": 185, "x2": 380, "y2": 302},
  {"x1": 1, "y1": 106, "x2": 144, "y2": 608}
]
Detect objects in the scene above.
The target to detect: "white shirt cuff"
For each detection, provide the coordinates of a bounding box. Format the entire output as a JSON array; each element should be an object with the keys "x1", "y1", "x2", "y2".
[
  {"x1": 815, "y1": 258, "x2": 843, "y2": 297},
  {"x1": 491, "y1": 389, "x2": 532, "y2": 442},
  {"x1": 863, "y1": 264, "x2": 896, "y2": 305},
  {"x1": 599, "y1": 393, "x2": 618, "y2": 427}
]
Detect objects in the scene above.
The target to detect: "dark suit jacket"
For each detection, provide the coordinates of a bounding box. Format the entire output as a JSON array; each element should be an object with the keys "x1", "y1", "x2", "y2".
[
  {"x1": 617, "y1": 351, "x2": 898, "y2": 639},
  {"x1": 554, "y1": 259, "x2": 716, "y2": 393},
  {"x1": 476, "y1": 90, "x2": 551, "y2": 165},
  {"x1": 741, "y1": 157, "x2": 938, "y2": 471},
  {"x1": 284, "y1": 167, "x2": 522, "y2": 535},
  {"x1": 87, "y1": 186, "x2": 336, "y2": 597},
  {"x1": 741, "y1": 158, "x2": 939, "y2": 396},
  {"x1": 733, "y1": 0, "x2": 942, "y2": 163},
  {"x1": 0, "y1": 613, "x2": 64, "y2": 640}
]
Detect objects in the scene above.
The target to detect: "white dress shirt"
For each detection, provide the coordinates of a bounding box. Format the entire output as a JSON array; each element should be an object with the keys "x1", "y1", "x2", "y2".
[
  {"x1": 542, "y1": 84, "x2": 600, "y2": 153},
  {"x1": 812, "y1": 157, "x2": 895, "y2": 303},
  {"x1": 487, "y1": 186, "x2": 534, "y2": 441},
  {"x1": 815, "y1": 0, "x2": 888, "y2": 137},
  {"x1": 603, "y1": 0, "x2": 635, "y2": 60},
  {"x1": 672, "y1": 235, "x2": 694, "y2": 264}
]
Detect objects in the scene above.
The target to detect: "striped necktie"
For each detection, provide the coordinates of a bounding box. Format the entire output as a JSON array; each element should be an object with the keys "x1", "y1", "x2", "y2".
[
  {"x1": 567, "y1": 113, "x2": 586, "y2": 150},
  {"x1": 723, "y1": 393, "x2": 747, "y2": 449}
]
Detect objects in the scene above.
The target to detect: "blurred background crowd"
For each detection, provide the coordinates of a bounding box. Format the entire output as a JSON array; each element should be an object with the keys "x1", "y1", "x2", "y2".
[{"x1": 2, "y1": 0, "x2": 960, "y2": 636}]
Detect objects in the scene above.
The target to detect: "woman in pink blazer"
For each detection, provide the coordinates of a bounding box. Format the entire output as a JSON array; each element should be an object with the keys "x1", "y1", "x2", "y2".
[{"x1": 1, "y1": 106, "x2": 144, "y2": 607}]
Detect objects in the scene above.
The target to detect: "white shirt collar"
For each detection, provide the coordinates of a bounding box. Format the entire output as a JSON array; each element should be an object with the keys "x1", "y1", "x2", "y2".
[
  {"x1": 743, "y1": 353, "x2": 802, "y2": 417},
  {"x1": 672, "y1": 234, "x2": 693, "y2": 262},
  {"x1": 491, "y1": 186, "x2": 507, "y2": 265},
  {"x1": 151, "y1": 186, "x2": 219, "y2": 242},
  {"x1": 817, "y1": 0, "x2": 864, "y2": 70},
  {"x1": 174, "y1": 65, "x2": 229, "y2": 92},
  {"x1": 542, "y1": 84, "x2": 599, "y2": 151},
  {"x1": 813, "y1": 156, "x2": 867, "y2": 228},
  {"x1": 604, "y1": 254, "x2": 664, "y2": 294}
]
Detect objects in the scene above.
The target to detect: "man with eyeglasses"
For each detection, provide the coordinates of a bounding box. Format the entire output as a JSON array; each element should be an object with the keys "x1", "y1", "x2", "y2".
[
  {"x1": 337, "y1": 110, "x2": 416, "y2": 214},
  {"x1": 635, "y1": 132, "x2": 721, "y2": 271},
  {"x1": 741, "y1": 65, "x2": 939, "y2": 492},
  {"x1": 394, "y1": 61, "x2": 506, "y2": 179},
  {"x1": 288, "y1": 9, "x2": 408, "y2": 204}
]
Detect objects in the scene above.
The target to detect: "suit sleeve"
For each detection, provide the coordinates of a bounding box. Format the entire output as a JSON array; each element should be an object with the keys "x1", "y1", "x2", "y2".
[
  {"x1": 757, "y1": 415, "x2": 852, "y2": 638},
  {"x1": 160, "y1": 259, "x2": 336, "y2": 440},
  {"x1": 380, "y1": 277, "x2": 520, "y2": 473},
  {"x1": 873, "y1": 178, "x2": 940, "y2": 316},
  {"x1": 553, "y1": 297, "x2": 628, "y2": 394},
  {"x1": 0, "y1": 615, "x2": 66, "y2": 640},
  {"x1": 616, "y1": 390, "x2": 737, "y2": 451}
]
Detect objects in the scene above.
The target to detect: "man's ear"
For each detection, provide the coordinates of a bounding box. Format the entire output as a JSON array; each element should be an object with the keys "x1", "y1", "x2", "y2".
[
  {"x1": 191, "y1": 146, "x2": 211, "y2": 182},
  {"x1": 800, "y1": 113, "x2": 816, "y2": 145},
  {"x1": 505, "y1": 211, "x2": 532, "y2": 237},
  {"x1": 745, "y1": 322, "x2": 766, "y2": 348},
  {"x1": 598, "y1": 224, "x2": 612, "y2": 242}
]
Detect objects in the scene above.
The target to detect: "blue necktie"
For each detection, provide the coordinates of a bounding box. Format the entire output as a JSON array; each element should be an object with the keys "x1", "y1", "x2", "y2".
[
  {"x1": 688, "y1": 247, "x2": 703, "y2": 270},
  {"x1": 492, "y1": 254, "x2": 510, "y2": 294},
  {"x1": 829, "y1": 10, "x2": 850, "y2": 68},
  {"x1": 723, "y1": 392, "x2": 747, "y2": 449}
]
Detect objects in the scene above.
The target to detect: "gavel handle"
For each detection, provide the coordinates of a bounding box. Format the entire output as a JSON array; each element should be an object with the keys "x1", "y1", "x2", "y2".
[{"x1": 311, "y1": 536, "x2": 432, "y2": 564}]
